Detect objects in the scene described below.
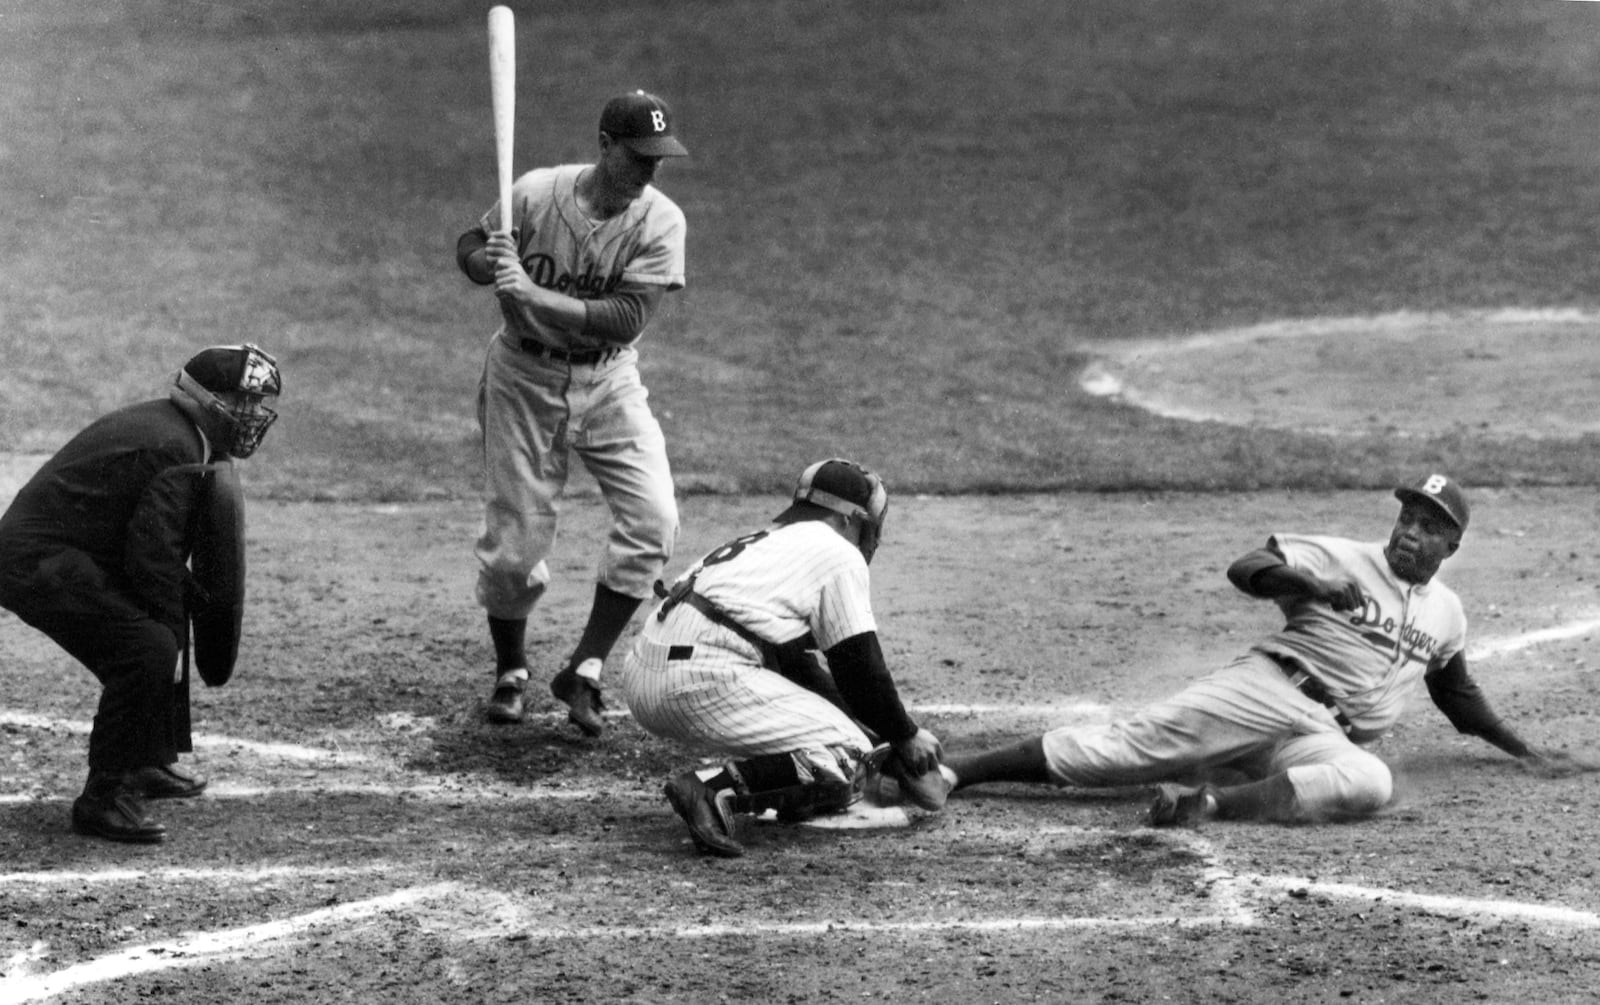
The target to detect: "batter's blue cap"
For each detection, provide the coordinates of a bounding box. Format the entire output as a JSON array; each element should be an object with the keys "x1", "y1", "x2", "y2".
[
  {"x1": 599, "y1": 90, "x2": 688, "y2": 157},
  {"x1": 1395, "y1": 473, "x2": 1469, "y2": 531}
]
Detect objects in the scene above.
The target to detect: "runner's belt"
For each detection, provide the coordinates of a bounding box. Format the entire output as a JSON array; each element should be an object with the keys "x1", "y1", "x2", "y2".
[
  {"x1": 1266, "y1": 652, "x2": 1352, "y2": 733},
  {"x1": 515, "y1": 337, "x2": 618, "y2": 366}
]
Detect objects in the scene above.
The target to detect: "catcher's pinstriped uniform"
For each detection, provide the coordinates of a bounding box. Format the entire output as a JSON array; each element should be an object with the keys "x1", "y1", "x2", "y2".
[
  {"x1": 948, "y1": 475, "x2": 1555, "y2": 825},
  {"x1": 625, "y1": 520, "x2": 879, "y2": 769},
  {"x1": 623, "y1": 459, "x2": 946, "y2": 858},
  {"x1": 456, "y1": 91, "x2": 689, "y2": 732}
]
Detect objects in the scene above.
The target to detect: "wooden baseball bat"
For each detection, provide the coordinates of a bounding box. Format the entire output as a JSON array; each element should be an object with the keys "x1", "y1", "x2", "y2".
[{"x1": 487, "y1": 5, "x2": 515, "y2": 234}]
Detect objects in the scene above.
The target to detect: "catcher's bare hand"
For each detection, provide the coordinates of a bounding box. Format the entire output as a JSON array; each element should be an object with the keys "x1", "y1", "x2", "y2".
[
  {"x1": 893, "y1": 726, "x2": 944, "y2": 776},
  {"x1": 1517, "y1": 749, "x2": 1600, "y2": 778}
]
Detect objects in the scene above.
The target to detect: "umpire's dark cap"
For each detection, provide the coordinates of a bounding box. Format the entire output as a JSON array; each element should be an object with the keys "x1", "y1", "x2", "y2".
[
  {"x1": 600, "y1": 90, "x2": 689, "y2": 157},
  {"x1": 184, "y1": 344, "x2": 283, "y2": 398},
  {"x1": 1394, "y1": 473, "x2": 1469, "y2": 532}
]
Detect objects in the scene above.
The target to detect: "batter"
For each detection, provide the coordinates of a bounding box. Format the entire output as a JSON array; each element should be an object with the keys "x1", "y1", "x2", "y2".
[
  {"x1": 945, "y1": 474, "x2": 1569, "y2": 825},
  {"x1": 455, "y1": 90, "x2": 688, "y2": 734},
  {"x1": 621, "y1": 459, "x2": 947, "y2": 858}
]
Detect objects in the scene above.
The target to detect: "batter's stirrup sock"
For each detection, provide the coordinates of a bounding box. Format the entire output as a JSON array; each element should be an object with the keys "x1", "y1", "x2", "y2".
[
  {"x1": 569, "y1": 585, "x2": 644, "y2": 665},
  {"x1": 487, "y1": 616, "x2": 528, "y2": 673}
]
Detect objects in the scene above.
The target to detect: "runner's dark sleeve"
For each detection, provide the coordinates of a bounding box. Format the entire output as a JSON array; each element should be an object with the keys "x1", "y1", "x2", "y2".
[
  {"x1": 825, "y1": 631, "x2": 918, "y2": 745},
  {"x1": 1424, "y1": 652, "x2": 1532, "y2": 757}
]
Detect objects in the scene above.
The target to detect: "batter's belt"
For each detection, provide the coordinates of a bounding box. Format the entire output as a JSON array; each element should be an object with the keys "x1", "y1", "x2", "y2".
[
  {"x1": 1264, "y1": 651, "x2": 1353, "y2": 733},
  {"x1": 513, "y1": 336, "x2": 621, "y2": 366}
]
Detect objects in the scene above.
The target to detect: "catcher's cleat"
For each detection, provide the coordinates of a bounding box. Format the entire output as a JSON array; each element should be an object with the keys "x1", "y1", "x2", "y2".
[
  {"x1": 550, "y1": 660, "x2": 606, "y2": 737},
  {"x1": 859, "y1": 744, "x2": 957, "y2": 812},
  {"x1": 1148, "y1": 783, "x2": 1217, "y2": 827},
  {"x1": 71, "y1": 788, "x2": 167, "y2": 844},
  {"x1": 664, "y1": 771, "x2": 744, "y2": 858},
  {"x1": 485, "y1": 671, "x2": 526, "y2": 724},
  {"x1": 128, "y1": 762, "x2": 207, "y2": 800}
]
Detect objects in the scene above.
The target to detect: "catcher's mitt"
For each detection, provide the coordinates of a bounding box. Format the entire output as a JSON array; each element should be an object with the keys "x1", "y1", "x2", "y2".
[
  {"x1": 858, "y1": 744, "x2": 956, "y2": 812},
  {"x1": 189, "y1": 461, "x2": 246, "y2": 687}
]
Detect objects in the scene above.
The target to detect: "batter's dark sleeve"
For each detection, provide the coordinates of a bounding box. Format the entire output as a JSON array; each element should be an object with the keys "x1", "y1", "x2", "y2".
[
  {"x1": 455, "y1": 228, "x2": 494, "y2": 285},
  {"x1": 581, "y1": 288, "x2": 663, "y2": 343},
  {"x1": 824, "y1": 631, "x2": 918, "y2": 745},
  {"x1": 1424, "y1": 652, "x2": 1532, "y2": 757}
]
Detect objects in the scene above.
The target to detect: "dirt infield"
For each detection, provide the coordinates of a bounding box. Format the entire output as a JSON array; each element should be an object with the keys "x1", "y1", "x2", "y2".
[{"x1": 3, "y1": 485, "x2": 1599, "y2": 1003}]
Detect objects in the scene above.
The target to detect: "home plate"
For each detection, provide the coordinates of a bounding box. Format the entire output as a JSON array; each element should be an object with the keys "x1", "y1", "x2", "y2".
[{"x1": 753, "y1": 801, "x2": 913, "y2": 830}]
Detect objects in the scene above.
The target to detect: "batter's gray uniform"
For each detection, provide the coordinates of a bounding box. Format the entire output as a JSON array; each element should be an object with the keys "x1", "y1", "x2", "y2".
[{"x1": 472, "y1": 163, "x2": 684, "y2": 619}]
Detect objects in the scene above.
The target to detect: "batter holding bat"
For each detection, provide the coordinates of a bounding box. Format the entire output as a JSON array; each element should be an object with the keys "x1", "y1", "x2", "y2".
[
  {"x1": 455, "y1": 85, "x2": 689, "y2": 734},
  {"x1": 944, "y1": 474, "x2": 1588, "y2": 826}
]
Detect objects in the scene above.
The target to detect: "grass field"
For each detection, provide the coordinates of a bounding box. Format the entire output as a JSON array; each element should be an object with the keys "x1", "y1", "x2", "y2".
[
  {"x1": 5, "y1": 2, "x2": 1600, "y2": 1003},
  {"x1": 3, "y1": 0, "x2": 1600, "y2": 497}
]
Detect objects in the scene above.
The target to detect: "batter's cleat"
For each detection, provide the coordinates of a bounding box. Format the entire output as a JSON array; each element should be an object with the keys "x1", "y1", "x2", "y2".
[
  {"x1": 485, "y1": 671, "x2": 527, "y2": 724},
  {"x1": 1148, "y1": 783, "x2": 1218, "y2": 827},
  {"x1": 549, "y1": 659, "x2": 606, "y2": 737},
  {"x1": 859, "y1": 744, "x2": 958, "y2": 812},
  {"x1": 128, "y1": 763, "x2": 207, "y2": 800},
  {"x1": 664, "y1": 771, "x2": 744, "y2": 858},
  {"x1": 71, "y1": 788, "x2": 167, "y2": 844}
]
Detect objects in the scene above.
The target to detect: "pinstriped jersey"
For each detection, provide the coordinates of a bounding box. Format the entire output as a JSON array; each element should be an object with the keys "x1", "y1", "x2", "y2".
[
  {"x1": 1253, "y1": 533, "x2": 1467, "y2": 733},
  {"x1": 480, "y1": 164, "x2": 686, "y2": 352},
  {"x1": 670, "y1": 521, "x2": 877, "y2": 652}
]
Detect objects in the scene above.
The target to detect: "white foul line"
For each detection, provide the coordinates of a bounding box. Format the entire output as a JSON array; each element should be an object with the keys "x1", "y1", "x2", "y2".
[
  {"x1": 7, "y1": 865, "x2": 1594, "y2": 1005},
  {"x1": 1235, "y1": 874, "x2": 1600, "y2": 929},
  {"x1": 0, "y1": 711, "x2": 367, "y2": 763},
  {"x1": 1468, "y1": 616, "x2": 1600, "y2": 660},
  {"x1": 0, "y1": 882, "x2": 464, "y2": 1003},
  {"x1": 0, "y1": 865, "x2": 385, "y2": 886}
]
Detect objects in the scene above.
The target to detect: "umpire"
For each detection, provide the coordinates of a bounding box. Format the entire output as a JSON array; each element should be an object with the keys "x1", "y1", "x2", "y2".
[{"x1": 0, "y1": 344, "x2": 281, "y2": 844}]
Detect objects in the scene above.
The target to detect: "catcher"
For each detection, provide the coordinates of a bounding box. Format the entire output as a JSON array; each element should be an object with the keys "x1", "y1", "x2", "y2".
[
  {"x1": 0, "y1": 344, "x2": 281, "y2": 844},
  {"x1": 620, "y1": 458, "x2": 949, "y2": 858},
  {"x1": 944, "y1": 474, "x2": 1584, "y2": 826}
]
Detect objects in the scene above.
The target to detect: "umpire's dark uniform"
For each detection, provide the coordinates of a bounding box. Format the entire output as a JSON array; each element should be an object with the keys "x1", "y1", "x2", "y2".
[{"x1": 0, "y1": 398, "x2": 216, "y2": 840}]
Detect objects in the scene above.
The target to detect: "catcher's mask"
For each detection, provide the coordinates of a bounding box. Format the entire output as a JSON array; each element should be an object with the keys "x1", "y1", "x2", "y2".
[
  {"x1": 793, "y1": 458, "x2": 888, "y2": 563},
  {"x1": 177, "y1": 343, "x2": 282, "y2": 458}
]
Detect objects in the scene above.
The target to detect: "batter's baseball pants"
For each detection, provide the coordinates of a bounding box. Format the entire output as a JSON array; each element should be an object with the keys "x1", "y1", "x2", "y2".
[{"x1": 475, "y1": 335, "x2": 678, "y2": 619}]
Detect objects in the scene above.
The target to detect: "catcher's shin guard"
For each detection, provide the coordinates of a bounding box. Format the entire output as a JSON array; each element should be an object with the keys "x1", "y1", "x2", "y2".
[{"x1": 723, "y1": 752, "x2": 859, "y2": 823}]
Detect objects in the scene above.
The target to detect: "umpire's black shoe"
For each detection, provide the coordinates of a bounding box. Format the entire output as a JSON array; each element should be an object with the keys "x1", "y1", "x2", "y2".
[
  {"x1": 664, "y1": 771, "x2": 744, "y2": 858},
  {"x1": 128, "y1": 762, "x2": 208, "y2": 800},
  {"x1": 72, "y1": 787, "x2": 167, "y2": 844},
  {"x1": 550, "y1": 659, "x2": 606, "y2": 737}
]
